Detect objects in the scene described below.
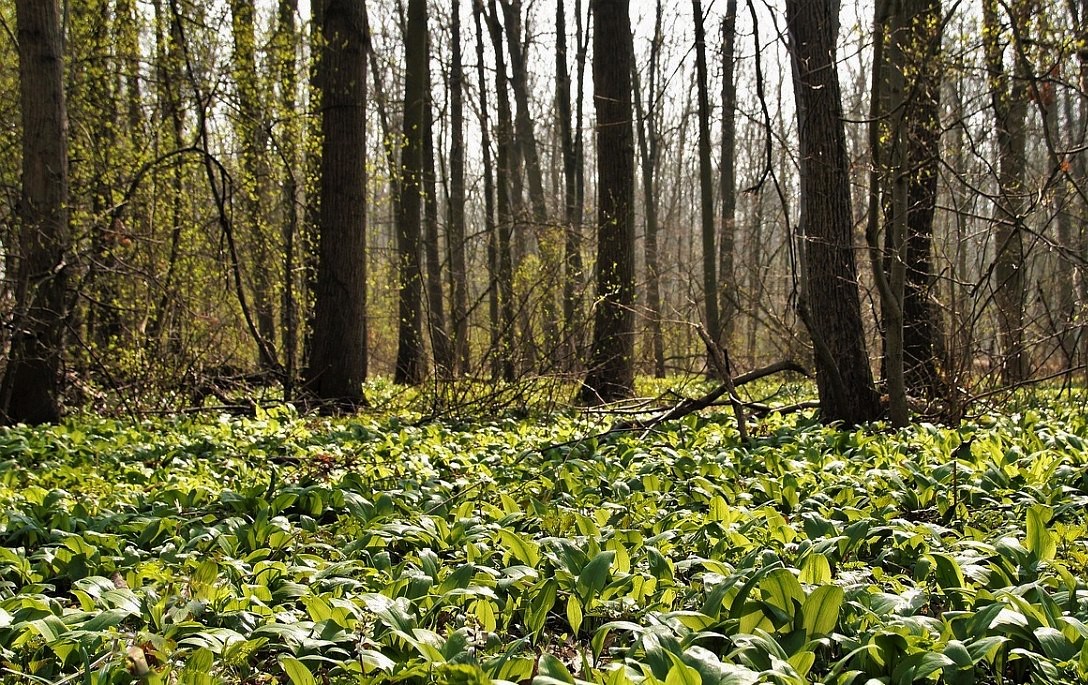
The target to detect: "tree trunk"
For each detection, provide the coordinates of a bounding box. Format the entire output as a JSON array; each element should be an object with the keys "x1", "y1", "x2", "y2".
[
  {"x1": 719, "y1": 2, "x2": 738, "y2": 348},
  {"x1": 305, "y1": 0, "x2": 368, "y2": 406},
  {"x1": 692, "y1": 0, "x2": 719, "y2": 349},
  {"x1": 556, "y1": 0, "x2": 585, "y2": 369},
  {"x1": 394, "y1": 0, "x2": 427, "y2": 385},
  {"x1": 473, "y1": 0, "x2": 502, "y2": 380},
  {"x1": 485, "y1": 1, "x2": 517, "y2": 381},
  {"x1": 632, "y1": 0, "x2": 665, "y2": 378},
  {"x1": 983, "y1": 0, "x2": 1030, "y2": 385},
  {"x1": 423, "y1": 60, "x2": 453, "y2": 377},
  {"x1": 230, "y1": 0, "x2": 278, "y2": 369},
  {"x1": 2, "y1": 0, "x2": 70, "y2": 424},
  {"x1": 786, "y1": 0, "x2": 882, "y2": 424},
  {"x1": 448, "y1": 0, "x2": 469, "y2": 373},
  {"x1": 274, "y1": 0, "x2": 300, "y2": 398},
  {"x1": 581, "y1": 0, "x2": 635, "y2": 404}
]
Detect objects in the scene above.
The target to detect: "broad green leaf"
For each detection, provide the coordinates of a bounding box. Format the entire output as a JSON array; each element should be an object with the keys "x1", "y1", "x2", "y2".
[
  {"x1": 665, "y1": 652, "x2": 702, "y2": 685},
  {"x1": 760, "y1": 569, "x2": 804, "y2": 616},
  {"x1": 801, "y1": 585, "x2": 843, "y2": 638},
  {"x1": 567, "y1": 594, "x2": 583, "y2": 636},
  {"x1": 498, "y1": 530, "x2": 541, "y2": 567},
  {"x1": 577, "y1": 550, "x2": 616, "y2": 599},
  {"x1": 527, "y1": 579, "x2": 558, "y2": 635},
  {"x1": 1026, "y1": 505, "x2": 1056, "y2": 562},
  {"x1": 538, "y1": 653, "x2": 576, "y2": 684},
  {"x1": 799, "y1": 554, "x2": 831, "y2": 585},
  {"x1": 280, "y1": 655, "x2": 317, "y2": 685}
]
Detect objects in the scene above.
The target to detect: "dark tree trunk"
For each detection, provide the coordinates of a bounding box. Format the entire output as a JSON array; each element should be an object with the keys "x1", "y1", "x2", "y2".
[
  {"x1": 485, "y1": 0, "x2": 517, "y2": 381},
  {"x1": 395, "y1": 0, "x2": 428, "y2": 385},
  {"x1": 983, "y1": 0, "x2": 1030, "y2": 384},
  {"x1": 719, "y1": 2, "x2": 738, "y2": 348},
  {"x1": 692, "y1": 0, "x2": 719, "y2": 348},
  {"x1": 581, "y1": 0, "x2": 636, "y2": 404},
  {"x1": 305, "y1": 0, "x2": 368, "y2": 406},
  {"x1": 2, "y1": 0, "x2": 71, "y2": 424},
  {"x1": 786, "y1": 0, "x2": 882, "y2": 424},
  {"x1": 448, "y1": 0, "x2": 469, "y2": 373},
  {"x1": 556, "y1": 0, "x2": 584, "y2": 368}
]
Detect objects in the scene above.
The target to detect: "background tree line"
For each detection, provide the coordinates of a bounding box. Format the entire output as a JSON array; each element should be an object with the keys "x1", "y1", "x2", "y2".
[{"x1": 1, "y1": 0, "x2": 1086, "y2": 424}]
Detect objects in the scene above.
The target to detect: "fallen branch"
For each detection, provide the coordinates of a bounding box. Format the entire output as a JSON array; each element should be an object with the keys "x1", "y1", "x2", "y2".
[{"x1": 617, "y1": 358, "x2": 809, "y2": 431}]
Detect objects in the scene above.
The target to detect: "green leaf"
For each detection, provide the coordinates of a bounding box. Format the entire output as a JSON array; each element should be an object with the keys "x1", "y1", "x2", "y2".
[
  {"x1": 1026, "y1": 504, "x2": 1056, "y2": 562},
  {"x1": 577, "y1": 550, "x2": 615, "y2": 600},
  {"x1": 665, "y1": 652, "x2": 702, "y2": 685},
  {"x1": 279, "y1": 655, "x2": 317, "y2": 685},
  {"x1": 498, "y1": 530, "x2": 541, "y2": 567},
  {"x1": 566, "y1": 594, "x2": 583, "y2": 636},
  {"x1": 799, "y1": 553, "x2": 831, "y2": 585},
  {"x1": 537, "y1": 653, "x2": 576, "y2": 684},
  {"x1": 760, "y1": 569, "x2": 804, "y2": 616},
  {"x1": 801, "y1": 585, "x2": 843, "y2": 638},
  {"x1": 527, "y1": 579, "x2": 558, "y2": 636}
]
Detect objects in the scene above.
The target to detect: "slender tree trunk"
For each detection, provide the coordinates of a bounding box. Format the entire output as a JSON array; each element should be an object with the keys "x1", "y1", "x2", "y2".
[
  {"x1": 633, "y1": 0, "x2": 665, "y2": 378},
  {"x1": 692, "y1": 0, "x2": 719, "y2": 349},
  {"x1": 230, "y1": 0, "x2": 278, "y2": 369},
  {"x1": 274, "y1": 0, "x2": 300, "y2": 398},
  {"x1": 983, "y1": 0, "x2": 1030, "y2": 384},
  {"x1": 2, "y1": 0, "x2": 70, "y2": 424},
  {"x1": 448, "y1": 0, "x2": 469, "y2": 373},
  {"x1": 719, "y1": 2, "x2": 738, "y2": 349},
  {"x1": 556, "y1": 0, "x2": 585, "y2": 369},
  {"x1": 423, "y1": 59, "x2": 453, "y2": 377},
  {"x1": 786, "y1": 0, "x2": 882, "y2": 424},
  {"x1": 395, "y1": 0, "x2": 427, "y2": 385},
  {"x1": 473, "y1": 0, "x2": 501, "y2": 380},
  {"x1": 581, "y1": 0, "x2": 635, "y2": 404},
  {"x1": 305, "y1": 0, "x2": 368, "y2": 406},
  {"x1": 485, "y1": 1, "x2": 517, "y2": 381}
]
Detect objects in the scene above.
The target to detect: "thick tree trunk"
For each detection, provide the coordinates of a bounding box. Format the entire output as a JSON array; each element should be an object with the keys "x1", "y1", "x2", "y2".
[
  {"x1": 2, "y1": 0, "x2": 71, "y2": 424},
  {"x1": 305, "y1": 0, "x2": 368, "y2": 405},
  {"x1": 786, "y1": 0, "x2": 882, "y2": 424},
  {"x1": 394, "y1": 0, "x2": 427, "y2": 385},
  {"x1": 581, "y1": 0, "x2": 636, "y2": 404}
]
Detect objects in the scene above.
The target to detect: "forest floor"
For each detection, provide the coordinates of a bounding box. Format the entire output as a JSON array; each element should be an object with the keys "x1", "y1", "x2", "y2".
[{"x1": 1, "y1": 380, "x2": 1087, "y2": 684}]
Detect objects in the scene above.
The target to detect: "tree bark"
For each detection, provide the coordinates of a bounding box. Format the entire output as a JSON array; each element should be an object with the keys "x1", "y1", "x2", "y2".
[
  {"x1": 983, "y1": 0, "x2": 1030, "y2": 384},
  {"x1": 2, "y1": 0, "x2": 71, "y2": 424},
  {"x1": 632, "y1": 0, "x2": 665, "y2": 378},
  {"x1": 581, "y1": 0, "x2": 636, "y2": 404},
  {"x1": 692, "y1": 0, "x2": 720, "y2": 349},
  {"x1": 448, "y1": 0, "x2": 470, "y2": 373},
  {"x1": 786, "y1": 0, "x2": 882, "y2": 424},
  {"x1": 719, "y1": 3, "x2": 738, "y2": 348},
  {"x1": 394, "y1": 0, "x2": 428, "y2": 385},
  {"x1": 305, "y1": 0, "x2": 368, "y2": 406}
]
